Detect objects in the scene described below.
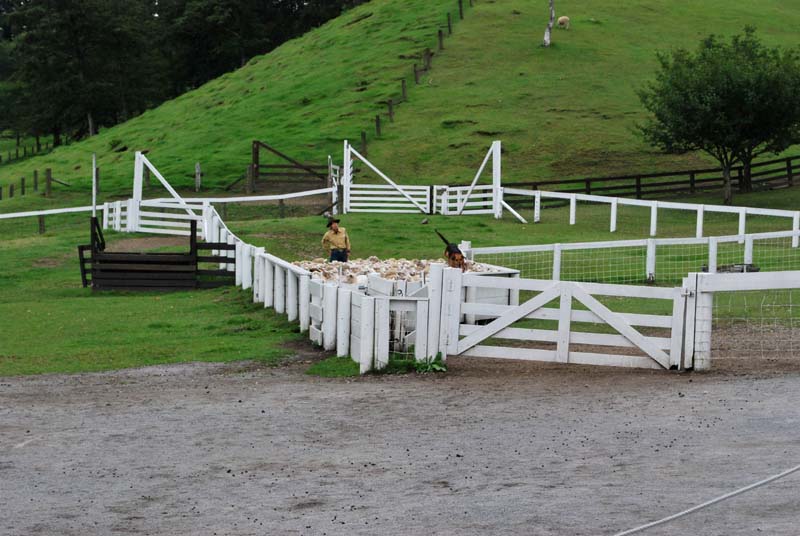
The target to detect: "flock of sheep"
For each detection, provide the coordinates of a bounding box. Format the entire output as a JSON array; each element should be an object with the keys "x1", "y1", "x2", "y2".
[{"x1": 292, "y1": 257, "x2": 501, "y2": 285}]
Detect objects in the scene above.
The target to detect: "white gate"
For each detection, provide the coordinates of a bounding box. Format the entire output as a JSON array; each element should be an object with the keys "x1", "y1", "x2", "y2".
[{"x1": 440, "y1": 268, "x2": 687, "y2": 370}]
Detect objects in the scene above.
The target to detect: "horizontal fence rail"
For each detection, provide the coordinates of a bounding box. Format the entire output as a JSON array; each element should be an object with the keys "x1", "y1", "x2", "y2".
[{"x1": 505, "y1": 155, "x2": 799, "y2": 199}]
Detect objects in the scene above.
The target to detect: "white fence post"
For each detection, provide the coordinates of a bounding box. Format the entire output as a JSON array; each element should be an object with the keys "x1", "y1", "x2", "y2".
[
  {"x1": 342, "y1": 140, "x2": 351, "y2": 214},
  {"x1": 125, "y1": 198, "x2": 136, "y2": 232},
  {"x1": 440, "y1": 267, "x2": 463, "y2": 357},
  {"x1": 707, "y1": 237, "x2": 718, "y2": 274},
  {"x1": 534, "y1": 190, "x2": 541, "y2": 223},
  {"x1": 336, "y1": 288, "x2": 351, "y2": 357},
  {"x1": 243, "y1": 246, "x2": 254, "y2": 290},
  {"x1": 610, "y1": 198, "x2": 617, "y2": 232},
  {"x1": 235, "y1": 242, "x2": 243, "y2": 286},
  {"x1": 744, "y1": 235, "x2": 754, "y2": 265},
  {"x1": 646, "y1": 239, "x2": 656, "y2": 282},
  {"x1": 669, "y1": 287, "x2": 686, "y2": 369},
  {"x1": 227, "y1": 234, "x2": 235, "y2": 273},
  {"x1": 695, "y1": 205, "x2": 704, "y2": 238},
  {"x1": 682, "y1": 275, "x2": 697, "y2": 370},
  {"x1": 274, "y1": 266, "x2": 285, "y2": 314},
  {"x1": 218, "y1": 228, "x2": 227, "y2": 268},
  {"x1": 650, "y1": 204, "x2": 658, "y2": 237},
  {"x1": 287, "y1": 271, "x2": 298, "y2": 322},
  {"x1": 357, "y1": 295, "x2": 375, "y2": 373},
  {"x1": 263, "y1": 257, "x2": 274, "y2": 308},
  {"x1": 793, "y1": 212, "x2": 799, "y2": 248},
  {"x1": 253, "y1": 249, "x2": 264, "y2": 302},
  {"x1": 414, "y1": 299, "x2": 430, "y2": 362},
  {"x1": 427, "y1": 263, "x2": 445, "y2": 359},
  {"x1": 322, "y1": 283, "x2": 338, "y2": 351},
  {"x1": 373, "y1": 297, "x2": 390, "y2": 370},
  {"x1": 298, "y1": 274, "x2": 310, "y2": 332},
  {"x1": 102, "y1": 202, "x2": 109, "y2": 229},
  {"x1": 552, "y1": 244, "x2": 562, "y2": 281},
  {"x1": 492, "y1": 140, "x2": 502, "y2": 219},
  {"x1": 569, "y1": 195, "x2": 576, "y2": 225},
  {"x1": 694, "y1": 284, "x2": 713, "y2": 371},
  {"x1": 738, "y1": 209, "x2": 746, "y2": 244}
]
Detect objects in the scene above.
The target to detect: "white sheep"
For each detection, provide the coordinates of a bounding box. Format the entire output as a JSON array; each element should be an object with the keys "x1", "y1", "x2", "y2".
[{"x1": 557, "y1": 16, "x2": 570, "y2": 29}]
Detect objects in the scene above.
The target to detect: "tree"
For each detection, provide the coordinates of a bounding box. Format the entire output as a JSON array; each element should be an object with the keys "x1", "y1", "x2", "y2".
[{"x1": 638, "y1": 27, "x2": 800, "y2": 204}]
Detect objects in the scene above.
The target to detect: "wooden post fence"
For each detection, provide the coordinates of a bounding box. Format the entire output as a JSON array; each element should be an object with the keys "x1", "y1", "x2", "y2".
[
  {"x1": 388, "y1": 99, "x2": 394, "y2": 122},
  {"x1": 413, "y1": 64, "x2": 420, "y2": 84},
  {"x1": 33, "y1": 170, "x2": 38, "y2": 192},
  {"x1": 458, "y1": 0, "x2": 464, "y2": 19},
  {"x1": 438, "y1": 29, "x2": 444, "y2": 50},
  {"x1": 45, "y1": 168, "x2": 52, "y2": 197},
  {"x1": 246, "y1": 164, "x2": 255, "y2": 194},
  {"x1": 360, "y1": 131, "x2": 368, "y2": 157},
  {"x1": 401, "y1": 79, "x2": 408, "y2": 101},
  {"x1": 447, "y1": 13, "x2": 452, "y2": 34},
  {"x1": 9, "y1": 183, "x2": 14, "y2": 198},
  {"x1": 788, "y1": 158, "x2": 794, "y2": 187},
  {"x1": 38, "y1": 215, "x2": 45, "y2": 235},
  {"x1": 375, "y1": 114, "x2": 382, "y2": 137},
  {"x1": 194, "y1": 162, "x2": 202, "y2": 192}
]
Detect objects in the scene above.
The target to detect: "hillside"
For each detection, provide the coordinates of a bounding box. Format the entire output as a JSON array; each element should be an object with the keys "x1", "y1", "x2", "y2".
[{"x1": 1, "y1": 0, "x2": 800, "y2": 199}]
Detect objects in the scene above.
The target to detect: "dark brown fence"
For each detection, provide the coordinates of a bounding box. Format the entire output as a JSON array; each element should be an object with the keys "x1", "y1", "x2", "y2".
[
  {"x1": 79, "y1": 219, "x2": 235, "y2": 291},
  {"x1": 507, "y1": 155, "x2": 799, "y2": 199}
]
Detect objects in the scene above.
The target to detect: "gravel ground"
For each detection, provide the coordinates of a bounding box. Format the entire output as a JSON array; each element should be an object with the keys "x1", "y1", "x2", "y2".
[{"x1": 2, "y1": 357, "x2": 799, "y2": 536}]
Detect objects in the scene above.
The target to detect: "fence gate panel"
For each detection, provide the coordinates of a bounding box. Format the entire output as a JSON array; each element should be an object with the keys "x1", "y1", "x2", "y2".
[
  {"x1": 347, "y1": 184, "x2": 431, "y2": 214},
  {"x1": 442, "y1": 269, "x2": 686, "y2": 370}
]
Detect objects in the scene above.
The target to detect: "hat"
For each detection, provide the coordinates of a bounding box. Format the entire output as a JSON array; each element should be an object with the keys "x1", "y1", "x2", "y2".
[{"x1": 326, "y1": 218, "x2": 341, "y2": 228}]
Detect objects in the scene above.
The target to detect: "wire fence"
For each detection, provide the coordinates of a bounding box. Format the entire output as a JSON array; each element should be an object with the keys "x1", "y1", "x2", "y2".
[
  {"x1": 472, "y1": 231, "x2": 800, "y2": 287},
  {"x1": 711, "y1": 289, "x2": 800, "y2": 371}
]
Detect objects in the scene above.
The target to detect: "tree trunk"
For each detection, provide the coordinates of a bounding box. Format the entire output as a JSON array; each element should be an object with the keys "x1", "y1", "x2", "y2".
[
  {"x1": 739, "y1": 159, "x2": 753, "y2": 193},
  {"x1": 35, "y1": 135, "x2": 41, "y2": 152},
  {"x1": 87, "y1": 112, "x2": 95, "y2": 137},
  {"x1": 723, "y1": 164, "x2": 733, "y2": 205},
  {"x1": 542, "y1": 0, "x2": 555, "y2": 47},
  {"x1": 52, "y1": 126, "x2": 62, "y2": 147}
]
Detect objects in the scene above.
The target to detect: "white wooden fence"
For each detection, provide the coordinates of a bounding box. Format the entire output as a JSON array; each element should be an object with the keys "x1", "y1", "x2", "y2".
[
  {"x1": 503, "y1": 187, "x2": 800, "y2": 241},
  {"x1": 346, "y1": 184, "x2": 432, "y2": 214},
  {"x1": 439, "y1": 268, "x2": 685, "y2": 370}
]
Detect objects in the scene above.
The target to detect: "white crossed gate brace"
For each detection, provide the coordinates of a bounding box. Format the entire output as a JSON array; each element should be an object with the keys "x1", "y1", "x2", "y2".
[{"x1": 439, "y1": 269, "x2": 686, "y2": 370}]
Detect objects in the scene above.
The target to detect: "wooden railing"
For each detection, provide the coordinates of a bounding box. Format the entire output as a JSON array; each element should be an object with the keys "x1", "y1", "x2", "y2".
[{"x1": 507, "y1": 155, "x2": 799, "y2": 200}]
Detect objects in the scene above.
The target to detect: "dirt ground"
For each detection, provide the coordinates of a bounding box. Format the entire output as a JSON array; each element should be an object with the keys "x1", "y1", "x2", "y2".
[{"x1": 2, "y1": 357, "x2": 799, "y2": 536}]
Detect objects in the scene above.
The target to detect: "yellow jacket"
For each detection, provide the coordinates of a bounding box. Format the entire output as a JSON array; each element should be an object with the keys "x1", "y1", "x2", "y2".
[{"x1": 321, "y1": 228, "x2": 350, "y2": 251}]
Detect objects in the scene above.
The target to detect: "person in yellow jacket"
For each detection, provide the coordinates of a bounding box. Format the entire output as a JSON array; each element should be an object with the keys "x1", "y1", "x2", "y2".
[{"x1": 321, "y1": 218, "x2": 351, "y2": 262}]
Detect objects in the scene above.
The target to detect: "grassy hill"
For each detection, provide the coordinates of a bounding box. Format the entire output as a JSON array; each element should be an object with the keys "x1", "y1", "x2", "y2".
[{"x1": 1, "y1": 0, "x2": 799, "y2": 201}]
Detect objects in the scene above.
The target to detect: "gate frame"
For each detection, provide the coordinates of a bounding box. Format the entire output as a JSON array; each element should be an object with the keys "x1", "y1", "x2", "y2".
[{"x1": 439, "y1": 267, "x2": 687, "y2": 370}]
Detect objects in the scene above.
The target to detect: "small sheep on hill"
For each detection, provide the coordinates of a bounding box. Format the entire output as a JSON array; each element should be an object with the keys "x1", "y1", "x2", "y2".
[{"x1": 557, "y1": 16, "x2": 570, "y2": 29}]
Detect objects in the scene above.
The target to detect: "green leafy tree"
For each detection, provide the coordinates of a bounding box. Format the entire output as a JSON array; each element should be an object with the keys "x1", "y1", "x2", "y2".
[{"x1": 638, "y1": 27, "x2": 800, "y2": 204}]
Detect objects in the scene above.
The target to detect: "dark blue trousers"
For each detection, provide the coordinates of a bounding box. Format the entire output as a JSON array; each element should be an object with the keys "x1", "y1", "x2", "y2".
[{"x1": 330, "y1": 249, "x2": 348, "y2": 262}]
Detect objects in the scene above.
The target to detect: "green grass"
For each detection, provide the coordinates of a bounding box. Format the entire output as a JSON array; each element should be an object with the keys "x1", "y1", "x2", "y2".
[
  {"x1": 306, "y1": 355, "x2": 360, "y2": 377},
  {"x1": 2, "y1": 0, "x2": 799, "y2": 202},
  {"x1": 0, "y1": 216, "x2": 303, "y2": 376}
]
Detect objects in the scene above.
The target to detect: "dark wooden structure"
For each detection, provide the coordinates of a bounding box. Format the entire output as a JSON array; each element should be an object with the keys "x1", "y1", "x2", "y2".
[
  {"x1": 248, "y1": 140, "x2": 328, "y2": 188},
  {"x1": 78, "y1": 219, "x2": 235, "y2": 291},
  {"x1": 505, "y1": 155, "x2": 799, "y2": 203}
]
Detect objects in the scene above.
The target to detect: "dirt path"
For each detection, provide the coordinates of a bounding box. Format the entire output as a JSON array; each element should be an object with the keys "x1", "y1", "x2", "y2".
[{"x1": 1, "y1": 359, "x2": 799, "y2": 535}]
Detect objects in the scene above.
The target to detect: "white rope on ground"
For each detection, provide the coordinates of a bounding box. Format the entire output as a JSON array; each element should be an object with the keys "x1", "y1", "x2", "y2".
[{"x1": 612, "y1": 462, "x2": 800, "y2": 536}]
